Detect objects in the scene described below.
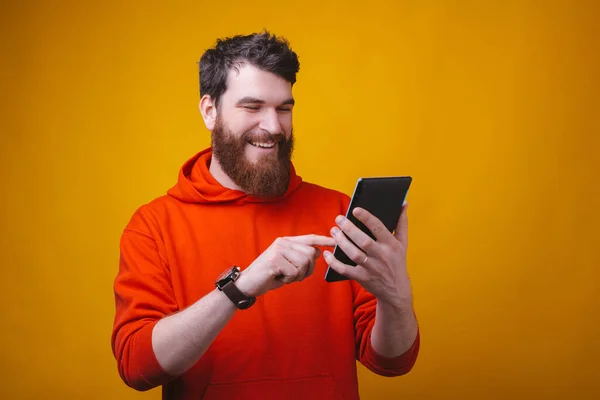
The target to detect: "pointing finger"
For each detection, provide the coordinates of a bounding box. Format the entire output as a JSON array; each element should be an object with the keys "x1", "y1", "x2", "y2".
[{"x1": 287, "y1": 234, "x2": 336, "y2": 247}]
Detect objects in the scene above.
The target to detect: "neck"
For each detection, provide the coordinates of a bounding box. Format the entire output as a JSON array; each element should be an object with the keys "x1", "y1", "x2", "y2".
[{"x1": 208, "y1": 155, "x2": 245, "y2": 192}]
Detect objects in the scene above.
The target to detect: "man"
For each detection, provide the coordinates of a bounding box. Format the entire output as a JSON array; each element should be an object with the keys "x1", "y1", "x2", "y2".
[{"x1": 112, "y1": 31, "x2": 420, "y2": 400}]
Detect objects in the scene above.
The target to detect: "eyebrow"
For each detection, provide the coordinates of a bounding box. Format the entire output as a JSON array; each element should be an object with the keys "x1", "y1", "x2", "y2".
[{"x1": 236, "y1": 97, "x2": 295, "y2": 107}]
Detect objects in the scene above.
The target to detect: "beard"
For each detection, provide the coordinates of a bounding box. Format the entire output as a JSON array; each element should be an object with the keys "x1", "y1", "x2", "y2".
[{"x1": 211, "y1": 115, "x2": 295, "y2": 198}]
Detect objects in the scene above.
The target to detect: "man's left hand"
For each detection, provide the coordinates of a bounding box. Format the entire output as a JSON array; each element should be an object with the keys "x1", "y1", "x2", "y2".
[{"x1": 324, "y1": 203, "x2": 413, "y2": 307}]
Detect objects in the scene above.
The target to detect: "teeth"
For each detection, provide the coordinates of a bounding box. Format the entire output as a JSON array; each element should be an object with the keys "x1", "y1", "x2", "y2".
[{"x1": 250, "y1": 141, "x2": 275, "y2": 148}]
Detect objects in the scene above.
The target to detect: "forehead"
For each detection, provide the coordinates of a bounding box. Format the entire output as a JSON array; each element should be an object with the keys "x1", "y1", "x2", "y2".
[{"x1": 222, "y1": 63, "x2": 293, "y2": 103}]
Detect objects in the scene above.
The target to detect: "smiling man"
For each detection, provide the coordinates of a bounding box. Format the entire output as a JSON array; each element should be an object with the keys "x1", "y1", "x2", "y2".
[
  {"x1": 207, "y1": 63, "x2": 296, "y2": 198},
  {"x1": 111, "y1": 31, "x2": 420, "y2": 400}
]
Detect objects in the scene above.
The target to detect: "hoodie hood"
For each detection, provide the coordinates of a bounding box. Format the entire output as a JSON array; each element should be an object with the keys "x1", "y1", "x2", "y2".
[{"x1": 167, "y1": 148, "x2": 303, "y2": 205}]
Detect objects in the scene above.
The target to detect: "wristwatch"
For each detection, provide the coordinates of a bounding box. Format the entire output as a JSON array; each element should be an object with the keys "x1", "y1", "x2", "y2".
[{"x1": 215, "y1": 266, "x2": 256, "y2": 310}]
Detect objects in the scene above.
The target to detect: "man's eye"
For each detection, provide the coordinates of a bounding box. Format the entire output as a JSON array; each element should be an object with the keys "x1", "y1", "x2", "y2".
[
  {"x1": 277, "y1": 108, "x2": 292, "y2": 112},
  {"x1": 243, "y1": 106, "x2": 260, "y2": 110}
]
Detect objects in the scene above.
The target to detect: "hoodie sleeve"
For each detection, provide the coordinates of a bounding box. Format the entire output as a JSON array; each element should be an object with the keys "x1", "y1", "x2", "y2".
[
  {"x1": 352, "y1": 281, "x2": 420, "y2": 376},
  {"x1": 111, "y1": 209, "x2": 178, "y2": 390}
]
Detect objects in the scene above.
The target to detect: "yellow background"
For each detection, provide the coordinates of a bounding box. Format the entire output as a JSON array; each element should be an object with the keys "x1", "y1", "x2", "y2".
[{"x1": 1, "y1": 0, "x2": 599, "y2": 399}]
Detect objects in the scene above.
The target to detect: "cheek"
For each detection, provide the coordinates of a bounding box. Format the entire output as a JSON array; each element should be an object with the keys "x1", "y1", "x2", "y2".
[
  {"x1": 280, "y1": 114, "x2": 293, "y2": 133},
  {"x1": 230, "y1": 113, "x2": 261, "y2": 134}
]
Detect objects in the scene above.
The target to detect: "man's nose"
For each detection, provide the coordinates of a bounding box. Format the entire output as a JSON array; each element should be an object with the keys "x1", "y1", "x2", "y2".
[{"x1": 258, "y1": 108, "x2": 283, "y2": 135}]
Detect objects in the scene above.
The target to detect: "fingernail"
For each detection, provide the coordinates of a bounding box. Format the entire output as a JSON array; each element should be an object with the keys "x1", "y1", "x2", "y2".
[
  {"x1": 323, "y1": 250, "x2": 332, "y2": 259},
  {"x1": 335, "y1": 215, "x2": 345, "y2": 225},
  {"x1": 331, "y1": 227, "x2": 340, "y2": 236}
]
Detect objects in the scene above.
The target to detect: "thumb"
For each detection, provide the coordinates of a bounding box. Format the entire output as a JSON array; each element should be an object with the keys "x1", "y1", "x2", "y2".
[{"x1": 394, "y1": 202, "x2": 408, "y2": 244}]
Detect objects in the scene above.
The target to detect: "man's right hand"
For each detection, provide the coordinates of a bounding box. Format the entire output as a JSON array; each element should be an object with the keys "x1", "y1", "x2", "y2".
[
  {"x1": 151, "y1": 234, "x2": 335, "y2": 377},
  {"x1": 236, "y1": 235, "x2": 336, "y2": 297}
]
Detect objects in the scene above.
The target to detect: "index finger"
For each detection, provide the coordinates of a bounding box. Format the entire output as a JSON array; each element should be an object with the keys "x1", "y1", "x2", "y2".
[{"x1": 287, "y1": 234, "x2": 336, "y2": 247}]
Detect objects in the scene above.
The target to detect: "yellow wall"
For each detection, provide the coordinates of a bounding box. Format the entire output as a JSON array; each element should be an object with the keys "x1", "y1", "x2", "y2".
[{"x1": 1, "y1": 0, "x2": 598, "y2": 398}]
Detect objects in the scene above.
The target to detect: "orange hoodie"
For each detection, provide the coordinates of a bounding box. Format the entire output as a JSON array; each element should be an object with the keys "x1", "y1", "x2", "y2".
[{"x1": 112, "y1": 148, "x2": 419, "y2": 400}]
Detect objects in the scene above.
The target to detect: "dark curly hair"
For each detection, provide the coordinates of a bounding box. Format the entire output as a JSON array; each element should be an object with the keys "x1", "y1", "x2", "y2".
[{"x1": 199, "y1": 31, "x2": 300, "y2": 106}]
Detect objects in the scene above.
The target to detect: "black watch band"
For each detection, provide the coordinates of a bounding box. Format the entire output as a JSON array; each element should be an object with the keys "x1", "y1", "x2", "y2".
[{"x1": 216, "y1": 266, "x2": 256, "y2": 310}]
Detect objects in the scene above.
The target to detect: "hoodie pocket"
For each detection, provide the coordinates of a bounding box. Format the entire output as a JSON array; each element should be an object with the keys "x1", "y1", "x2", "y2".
[{"x1": 202, "y1": 374, "x2": 343, "y2": 400}]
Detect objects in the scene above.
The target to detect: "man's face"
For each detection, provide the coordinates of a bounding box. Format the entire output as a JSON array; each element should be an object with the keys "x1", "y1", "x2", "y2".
[{"x1": 211, "y1": 64, "x2": 295, "y2": 198}]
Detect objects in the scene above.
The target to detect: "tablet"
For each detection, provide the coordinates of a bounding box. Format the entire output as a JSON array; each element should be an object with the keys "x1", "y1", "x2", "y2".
[{"x1": 325, "y1": 176, "x2": 412, "y2": 282}]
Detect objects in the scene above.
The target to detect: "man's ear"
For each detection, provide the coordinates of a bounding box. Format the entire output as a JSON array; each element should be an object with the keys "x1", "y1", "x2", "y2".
[{"x1": 199, "y1": 95, "x2": 217, "y2": 131}]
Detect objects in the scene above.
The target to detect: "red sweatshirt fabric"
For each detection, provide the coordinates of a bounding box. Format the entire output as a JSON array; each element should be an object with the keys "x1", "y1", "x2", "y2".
[{"x1": 112, "y1": 148, "x2": 420, "y2": 400}]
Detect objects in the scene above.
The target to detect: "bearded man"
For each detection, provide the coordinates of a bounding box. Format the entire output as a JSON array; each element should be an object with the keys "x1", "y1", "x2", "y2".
[{"x1": 111, "y1": 31, "x2": 420, "y2": 400}]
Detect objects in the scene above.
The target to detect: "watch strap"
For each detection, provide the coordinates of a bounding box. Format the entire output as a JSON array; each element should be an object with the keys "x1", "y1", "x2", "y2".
[{"x1": 221, "y1": 280, "x2": 256, "y2": 310}]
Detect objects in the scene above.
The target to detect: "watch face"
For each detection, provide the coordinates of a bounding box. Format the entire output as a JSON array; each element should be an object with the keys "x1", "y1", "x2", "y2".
[{"x1": 216, "y1": 266, "x2": 240, "y2": 287}]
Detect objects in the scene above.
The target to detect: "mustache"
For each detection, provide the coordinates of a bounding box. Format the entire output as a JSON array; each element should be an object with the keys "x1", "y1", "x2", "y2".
[{"x1": 242, "y1": 131, "x2": 285, "y2": 143}]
